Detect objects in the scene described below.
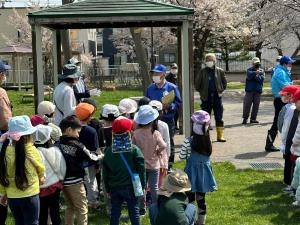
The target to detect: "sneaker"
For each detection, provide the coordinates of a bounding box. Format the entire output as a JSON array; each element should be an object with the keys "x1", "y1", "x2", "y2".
[
  {"x1": 283, "y1": 186, "x2": 293, "y2": 193},
  {"x1": 139, "y1": 208, "x2": 146, "y2": 217},
  {"x1": 292, "y1": 200, "x2": 300, "y2": 206},
  {"x1": 250, "y1": 120, "x2": 259, "y2": 124},
  {"x1": 265, "y1": 145, "x2": 280, "y2": 152},
  {"x1": 242, "y1": 118, "x2": 247, "y2": 125}
]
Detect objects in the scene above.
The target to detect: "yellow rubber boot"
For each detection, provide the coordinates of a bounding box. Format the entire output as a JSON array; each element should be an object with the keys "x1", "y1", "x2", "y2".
[{"x1": 216, "y1": 127, "x2": 226, "y2": 142}]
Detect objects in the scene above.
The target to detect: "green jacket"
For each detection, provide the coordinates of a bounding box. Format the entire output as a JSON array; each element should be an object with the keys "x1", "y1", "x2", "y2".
[
  {"x1": 195, "y1": 66, "x2": 227, "y2": 101},
  {"x1": 102, "y1": 144, "x2": 146, "y2": 193},
  {"x1": 156, "y1": 193, "x2": 189, "y2": 225}
]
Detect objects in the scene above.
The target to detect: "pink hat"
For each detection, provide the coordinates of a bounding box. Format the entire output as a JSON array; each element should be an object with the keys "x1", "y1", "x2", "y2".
[{"x1": 191, "y1": 110, "x2": 211, "y2": 135}]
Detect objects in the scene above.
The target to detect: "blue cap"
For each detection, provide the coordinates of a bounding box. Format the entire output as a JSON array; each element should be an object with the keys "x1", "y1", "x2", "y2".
[
  {"x1": 151, "y1": 64, "x2": 167, "y2": 73},
  {"x1": 280, "y1": 55, "x2": 295, "y2": 65},
  {"x1": 0, "y1": 61, "x2": 11, "y2": 72}
]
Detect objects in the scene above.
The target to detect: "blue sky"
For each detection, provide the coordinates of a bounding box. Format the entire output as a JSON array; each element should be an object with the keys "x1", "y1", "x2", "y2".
[{"x1": 3, "y1": 0, "x2": 62, "y2": 7}]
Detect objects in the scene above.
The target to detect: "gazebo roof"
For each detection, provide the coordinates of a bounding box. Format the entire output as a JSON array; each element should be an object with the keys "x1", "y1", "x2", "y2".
[
  {"x1": 28, "y1": 0, "x2": 194, "y2": 28},
  {"x1": 0, "y1": 46, "x2": 32, "y2": 55}
]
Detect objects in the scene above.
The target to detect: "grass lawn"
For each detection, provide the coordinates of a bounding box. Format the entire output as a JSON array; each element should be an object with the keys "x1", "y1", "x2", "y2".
[
  {"x1": 4, "y1": 162, "x2": 300, "y2": 225},
  {"x1": 227, "y1": 82, "x2": 271, "y2": 90}
]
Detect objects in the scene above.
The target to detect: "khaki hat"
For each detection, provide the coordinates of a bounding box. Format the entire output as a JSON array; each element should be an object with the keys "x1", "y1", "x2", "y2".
[
  {"x1": 252, "y1": 57, "x2": 260, "y2": 64},
  {"x1": 158, "y1": 169, "x2": 191, "y2": 197}
]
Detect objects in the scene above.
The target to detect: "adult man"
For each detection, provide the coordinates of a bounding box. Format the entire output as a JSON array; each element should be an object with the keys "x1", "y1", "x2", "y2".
[
  {"x1": 146, "y1": 64, "x2": 182, "y2": 170},
  {"x1": 265, "y1": 55, "x2": 297, "y2": 152},
  {"x1": 242, "y1": 57, "x2": 265, "y2": 124},
  {"x1": 53, "y1": 64, "x2": 81, "y2": 125},
  {"x1": 0, "y1": 60, "x2": 11, "y2": 225},
  {"x1": 195, "y1": 53, "x2": 227, "y2": 142}
]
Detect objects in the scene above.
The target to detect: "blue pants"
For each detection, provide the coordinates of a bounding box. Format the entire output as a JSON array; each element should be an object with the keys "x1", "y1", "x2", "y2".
[
  {"x1": 201, "y1": 92, "x2": 224, "y2": 126},
  {"x1": 110, "y1": 186, "x2": 140, "y2": 225},
  {"x1": 8, "y1": 195, "x2": 40, "y2": 225},
  {"x1": 149, "y1": 203, "x2": 196, "y2": 225}
]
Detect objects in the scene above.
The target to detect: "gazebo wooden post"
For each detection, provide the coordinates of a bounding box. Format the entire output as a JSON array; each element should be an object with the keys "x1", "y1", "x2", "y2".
[
  {"x1": 181, "y1": 20, "x2": 192, "y2": 137},
  {"x1": 52, "y1": 29, "x2": 61, "y2": 87},
  {"x1": 12, "y1": 53, "x2": 16, "y2": 86},
  {"x1": 32, "y1": 24, "x2": 44, "y2": 112},
  {"x1": 177, "y1": 26, "x2": 183, "y2": 134},
  {"x1": 188, "y1": 21, "x2": 194, "y2": 116}
]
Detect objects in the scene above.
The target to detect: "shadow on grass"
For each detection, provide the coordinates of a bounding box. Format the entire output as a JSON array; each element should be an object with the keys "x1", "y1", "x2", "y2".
[{"x1": 238, "y1": 180, "x2": 300, "y2": 224}]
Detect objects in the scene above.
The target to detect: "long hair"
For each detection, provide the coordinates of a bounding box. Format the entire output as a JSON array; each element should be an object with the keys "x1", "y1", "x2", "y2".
[
  {"x1": 0, "y1": 139, "x2": 10, "y2": 187},
  {"x1": 138, "y1": 120, "x2": 158, "y2": 134},
  {"x1": 191, "y1": 129, "x2": 212, "y2": 157},
  {"x1": 14, "y1": 135, "x2": 30, "y2": 191}
]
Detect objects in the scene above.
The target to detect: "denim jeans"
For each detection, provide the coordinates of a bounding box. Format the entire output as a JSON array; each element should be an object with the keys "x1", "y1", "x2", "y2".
[
  {"x1": 39, "y1": 189, "x2": 61, "y2": 225},
  {"x1": 8, "y1": 195, "x2": 40, "y2": 225},
  {"x1": 201, "y1": 92, "x2": 224, "y2": 126},
  {"x1": 149, "y1": 203, "x2": 196, "y2": 225},
  {"x1": 162, "y1": 119, "x2": 175, "y2": 168},
  {"x1": 110, "y1": 185, "x2": 140, "y2": 225}
]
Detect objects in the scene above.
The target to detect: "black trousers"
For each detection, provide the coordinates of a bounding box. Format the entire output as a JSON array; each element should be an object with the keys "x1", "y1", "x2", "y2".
[
  {"x1": 284, "y1": 153, "x2": 293, "y2": 185},
  {"x1": 39, "y1": 189, "x2": 61, "y2": 225},
  {"x1": 0, "y1": 205, "x2": 7, "y2": 225},
  {"x1": 270, "y1": 98, "x2": 287, "y2": 132}
]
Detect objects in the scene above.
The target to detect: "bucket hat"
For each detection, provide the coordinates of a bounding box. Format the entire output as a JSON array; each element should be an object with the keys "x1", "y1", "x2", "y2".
[
  {"x1": 101, "y1": 104, "x2": 120, "y2": 118},
  {"x1": 134, "y1": 105, "x2": 159, "y2": 125},
  {"x1": 58, "y1": 64, "x2": 82, "y2": 80},
  {"x1": 119, "y1": 98, "x2": 138, "y2": 114},
  {"x1": 68, "y1": 57, "x2": 81, "y2": 65},
  {"x1": 158, "y1": 169, "x2": 191, "y2": 197},
  {"x1": 8, "y1": 115, "x2": 37, "y2": 138},
  {"x1": 149, "y1": 100, "x2": 163, "y2": 111},
  {"x1": 191, "y1": 110, "x2": 211, "y2": 135},
  {"x1": 112, "y1": 117, "x2": 133, "y2": 134},
  {"x1": 279, "y1": 85, "x2": 300, "y2": 96},
  {"x1": 31, "y1": 115, "x2": 46, "y2": 126},
  {"x1": 37, "y1": 101, "x2": 55, "y2": 117},
  {"x1": 33, "y1": 124, "x2": 52, "y2": 145}
]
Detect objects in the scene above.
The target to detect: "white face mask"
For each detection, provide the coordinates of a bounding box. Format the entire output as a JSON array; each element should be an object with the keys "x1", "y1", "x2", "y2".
[
  {"x1": 281, "y1": 96, "x2": 289, "y2": 103},
  {"x1": 171, "y1": 69, "x2": 178, "y2": 75},
  {"x1": 1, "y1": 76, "x2": 6, "y2": 84},
  {"x1": 206, "y1": 61, "x2": 214, "y2": 68},
  {"x1": 287, "y1": 67, "x2": 292, "y2": 72},
  {"x1": 152, "y1": 76, "x2": 161, "y2": 84}
]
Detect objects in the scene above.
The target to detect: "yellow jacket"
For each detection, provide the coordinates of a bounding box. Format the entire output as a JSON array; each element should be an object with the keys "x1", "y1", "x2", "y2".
[{"x1": 0, "y1": 143, "x2": 45, "y2": 198}]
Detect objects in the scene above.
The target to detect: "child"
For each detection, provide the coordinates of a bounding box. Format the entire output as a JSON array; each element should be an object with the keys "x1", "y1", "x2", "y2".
[
  {"x1": 58, "y1": 115, "x2": 102, "y2": 225},
  {"x1": 102, "y1": 117, "x2": 146, "y2": 225},
  {"x1": 280, "y1": 89, "x2": 300, "y2": 192},
  {"x1": 149, "y1": 100, "x2": 170, "y2": 187},
  {"x1": 75, "y1": 103, "x2": 102, "y2": 209},
  {"x1": 133, "y1": 105, "x2": 167, "y2": 215},
  {"x1": 179, "y1": 110, "x2": 217, "y2": 225},
  {"x1": 0, "y1": 116, "x2": 45, "y2": 225},
  {"x1": 149, "y1": 169, "x2": 196, "y2": 225},
  {"x1": 292, "y1": 158, "x2": 300, "y2": 206},
  {"x1": 34, "y1": 124, "x2": 66, "y2": 225},
  {"x1": 119, "y1": 98, "x2": 138, "y2": 119},
  {"x1": 37, "y1": 101, "x2": 56, "y2": 124}
]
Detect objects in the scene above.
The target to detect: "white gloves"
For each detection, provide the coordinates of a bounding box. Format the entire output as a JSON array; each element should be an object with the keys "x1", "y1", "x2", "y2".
[{"x1": 89, "y1": 88, "x2": 101, "y2": 96}]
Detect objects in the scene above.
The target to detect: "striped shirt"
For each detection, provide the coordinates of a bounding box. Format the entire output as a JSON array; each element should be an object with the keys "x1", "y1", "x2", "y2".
[{"x1": 179, "y1": 137, "x2": 192, "y2": 160}]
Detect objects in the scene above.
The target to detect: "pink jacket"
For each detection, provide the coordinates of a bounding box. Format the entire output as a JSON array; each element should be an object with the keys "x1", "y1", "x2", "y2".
[
  {"x1": 132, "y1": 127, "x2": 167, "y2": 170},
  {"x1": 0, "y1": 88, "x2": 12, "y2": 131}
]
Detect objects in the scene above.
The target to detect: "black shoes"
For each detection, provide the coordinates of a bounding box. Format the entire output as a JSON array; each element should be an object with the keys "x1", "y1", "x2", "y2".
[
  {"x1": 250, "y1": 120, "x2": 259, "y2": 124},
  {"x1": 242, "y1": 118, "x2": 247, "y2": 125}
]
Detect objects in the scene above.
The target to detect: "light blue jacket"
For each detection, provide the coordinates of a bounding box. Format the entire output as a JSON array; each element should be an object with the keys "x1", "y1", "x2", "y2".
[
  {"x1": 292, "y1": 158, "x2": 300, "y2": 201},
  {"x1": 271, "y1": 65, "x2": 293, "y2": 98}
]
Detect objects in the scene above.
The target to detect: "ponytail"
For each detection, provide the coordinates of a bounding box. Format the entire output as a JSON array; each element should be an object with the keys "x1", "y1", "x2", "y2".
[{"x1": 0, "y1": 139, "x2": 10, "y2": 187}]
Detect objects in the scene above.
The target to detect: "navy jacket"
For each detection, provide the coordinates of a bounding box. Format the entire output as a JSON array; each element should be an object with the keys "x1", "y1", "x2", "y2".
[{"x1": 245, "y1": 67, "x2": 265, "y2": 93}]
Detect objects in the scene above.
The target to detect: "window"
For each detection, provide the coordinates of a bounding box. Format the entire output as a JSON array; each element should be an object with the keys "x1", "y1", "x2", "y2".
[
  {"x1": 96, "y1": 31, "x2": 103, "y2": 54},
  {"x1": 164, "y1": 53, "x2": 175, "y2": 63}
]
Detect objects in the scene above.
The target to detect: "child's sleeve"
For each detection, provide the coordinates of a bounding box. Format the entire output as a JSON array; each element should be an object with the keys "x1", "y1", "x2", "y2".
[
  {"x1": 155, "y1": 131, "x2": 167, "y2": 154},
  {"x1": 179, "y1": 138, "x2": 191, "y2": 160},
  {"x1": 161, "y1": 123, "x2": 171, "y2": 157},
  {"x1": 102, "y1": 153, "x2": 110, "y2": 193},
  {"x1": 27, "y1": 146, "x2": 45, "y2": 179},
  {"x1": 293, "y1": 123, "x2": 300, "y2": 146},
  {"x1": 292, "y1": 159, "x2": 300, "y2": 190},
  {"x1": 76, "y1": 141, "x2": 100, "y2": 162}
]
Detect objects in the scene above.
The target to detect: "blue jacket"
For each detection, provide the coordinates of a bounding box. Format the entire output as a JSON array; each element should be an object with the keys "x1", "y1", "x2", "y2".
[
  {"x1": 146, "y1": 81, "x2": 182, "y2": 121},
  {"x1": 245, "y1": 67, "x2": 265, "y2": 93},
  {"x1": 271, "y1": 65, "x2": 293, "y2": 98}
]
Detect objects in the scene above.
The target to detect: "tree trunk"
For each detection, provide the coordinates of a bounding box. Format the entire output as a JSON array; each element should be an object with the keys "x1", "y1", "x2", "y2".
[
  {"x1": 291, "y1": 31, "x2": 300, "y2": 57},
  {"x1": 276, "y1": 48, "x2": 283, "y2": 56},
  {"x1": 130, "y1": 27, "x2": 151, "y2": 93},
  {"x1": 61, "y1": 0, "x2": 73, "y2": 63}
]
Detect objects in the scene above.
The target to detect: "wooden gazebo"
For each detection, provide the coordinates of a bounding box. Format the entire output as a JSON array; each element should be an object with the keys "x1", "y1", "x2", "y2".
[{"x1": 28, "y1": 0, "x2": 194, "y2": 136}]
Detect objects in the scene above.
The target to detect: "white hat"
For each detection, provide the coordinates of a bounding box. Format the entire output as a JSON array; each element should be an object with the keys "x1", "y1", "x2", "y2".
[
  {"x1": 277, "y1": 56, "x2": 282, "y2": 61},
  {"x1": 149, "y1": 100, "x2": 163, "y2": 111},
  {"x1": 134, "y1": 105, "x2": 159, "y2": 125},
  {"x1": 119, "y1": 98, "x2": 138, "y2": 114},
  {"x1": 48, "y1": 123, "x2": 62, "y2": 142},
  {"x1": 252, "y1": 57, "x2": 260, "y2": 64},
  {"x1": 69, "y1": 57, "x2": 81, "y2": 65},
  {"x1": 37, "y1": 101, "x2": 56, "y2": 116},
  {"x1": 34, "y1": 124, "x2": 52, "y2": 145},
  {"x1": 101, "y1": 104, "x2": 120, "y2": 118}
]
